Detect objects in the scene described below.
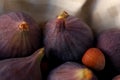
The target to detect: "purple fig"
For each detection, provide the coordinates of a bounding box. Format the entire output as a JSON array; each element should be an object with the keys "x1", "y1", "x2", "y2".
[
  {"x1": 97, "y1": 29, "x2": 120, "y2": 73},
  {"x1": 44, "y1": 11, "x2": 94, "y2": 62},
  {"x1": 112, "y1": 75, "x2": 120, "y2": 80},
  {"x1": 0, "y1": 48, "x2": 44, "y2": 80},
  {"x1": 47, "y1": 62, "x2": 97, "y2": 80},
  {"x1": 0, "y1": 12, "x2": 42, "y2": 59}
]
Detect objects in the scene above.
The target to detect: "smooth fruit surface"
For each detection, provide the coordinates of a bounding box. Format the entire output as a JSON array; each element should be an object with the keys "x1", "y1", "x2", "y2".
[
  {"x1": 0, "y1": 12, "x2": 42, "y2": 59},
  {"x1": 47, "y1": 62, "x2": 97, "y2": 80},
  {"x1": 97, "y1": 29, "x2": 120, "y2": 72},
  {"x1": 44, "y1": 11, "x2": 94, "y2": 62},
  {"x1": 0, "y1": 48, "x2": 44, "y2": 80}
]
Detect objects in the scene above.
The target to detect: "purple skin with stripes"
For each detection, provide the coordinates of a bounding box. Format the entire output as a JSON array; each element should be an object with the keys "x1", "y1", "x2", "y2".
[
  {"x1": 97, "y1": 29, "x2": 120, "y2": 73},
  {"x1": 0, "y1": 12, "x2": 42, "y2": 60},
  {"x1": 47, "y1": 62, "x2": 97, "y2": 80},
  {"x1": 44, "y1": 16, "x2": 94, "y2": 62},
  {"x1": 0, "y1": 48, "x2": 44, "y2": 80}
]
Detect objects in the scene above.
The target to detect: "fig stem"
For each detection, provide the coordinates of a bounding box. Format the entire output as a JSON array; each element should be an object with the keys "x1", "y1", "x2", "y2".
[
  {"x1": 19, "y1": 21, "x2": 29, "y2": 31},
  {"x1": 57, "y1": 11, "x2": 69, "y2": 19},
  {"x1": 56, "y1": 11, "x2": 69, "y2": 32}
]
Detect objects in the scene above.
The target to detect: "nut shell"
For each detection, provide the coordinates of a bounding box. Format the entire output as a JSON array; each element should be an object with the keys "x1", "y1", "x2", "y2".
[{"x1": 82, "y1": 48, "x2": 105, "y2": 71}]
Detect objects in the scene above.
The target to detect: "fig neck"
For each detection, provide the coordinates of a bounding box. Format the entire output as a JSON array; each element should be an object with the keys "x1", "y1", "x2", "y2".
[
  {"x1": 56, "y1": 19, "x2": 66, "y2": 32},
  {"x1": 30, "y1": 48, "x2": 45, "y2": 63},
  {"x1": 56, "y1": 11, "x2": 69, "y2": 32}
]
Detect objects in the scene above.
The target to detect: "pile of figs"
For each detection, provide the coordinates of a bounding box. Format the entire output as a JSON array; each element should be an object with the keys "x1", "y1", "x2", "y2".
[{"x1": 0, "y1": 11, "x2": 120, "y2": 80}]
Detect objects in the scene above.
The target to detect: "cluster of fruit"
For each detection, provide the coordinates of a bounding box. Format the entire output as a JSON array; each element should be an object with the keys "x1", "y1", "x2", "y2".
[{"x1": 0, "y1": 11, "x2": 120, "y2": 80}]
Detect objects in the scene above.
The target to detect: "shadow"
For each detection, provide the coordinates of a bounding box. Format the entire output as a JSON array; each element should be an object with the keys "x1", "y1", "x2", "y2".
[
  {"x1": 76, "y1": 0, "x2": 96, "y2": 27},
  {"x1": 76, "y1": 0, "x2": 97, "y2": 47},
  {"x1": 93, "y1": 51, "x2": 119, "y2": 80}
]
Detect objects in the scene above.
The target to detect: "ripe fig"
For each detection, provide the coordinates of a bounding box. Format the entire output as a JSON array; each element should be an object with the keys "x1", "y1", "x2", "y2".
[
  {"x1": 82, "y1": 48, "x2": 105, "y2": 71},
  {"x1": 0, "y1": 12, "x2": 42, "y2": 59},
  {"x1": 44, "y1": 11, "x2": 94, "y2": 62},
  {"x1": 97, "y1": 29, "x2": 120, "y2": 72},
  {"x1": 0, "y1": 48, "x2": 44, "y2": 80},
  {"x1": 112, "y1": 75, "x2": 120, "y2": 80},
  {"x1": 47, "y1": 62, "x2": 97, "y2": 80}
]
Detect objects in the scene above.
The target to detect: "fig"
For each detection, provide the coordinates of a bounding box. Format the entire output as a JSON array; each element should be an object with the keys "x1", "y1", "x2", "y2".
[
  {"x1": 112, "y1": 75, "x2": 120, "y2": 80},
  {"x1": 0, "y1": 48, "x2": 44, "y2": 80},
  {"x1": 44, "y1": 11, "x2": 94, "y2": 62},
  {"x1": 0, "y1": 12, "x2": 42, "y2": 59},
  {"x1": 82, "y1": 48, "x2": 105, "y2": 71},
  {"x1": 47, "y1": 62, "x2": 97, "y2": 80},
  {"x1": 97, "y1": 29, "x2": 120, "y2": 72}
]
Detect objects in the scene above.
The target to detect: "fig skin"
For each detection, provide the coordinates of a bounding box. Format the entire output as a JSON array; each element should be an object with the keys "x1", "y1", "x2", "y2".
[
  {"x1": 97, "y1": 29, "x2": 120, "y2": 73},
  {"x1": 44, "y1": 11, "x2": 94, "y2": 62},
  {"x1": 0, "y1": 48, "x2": 44, "y2": 80},
  {"x1": 47, "y1": 62, "x2": 97, "y2": 80},
  {"x1": 112, "y1": 75, "x2": 120, "y2": 80},
  {"x1": 0, "y1": 12, "x2": 42, "y2": 60}
]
